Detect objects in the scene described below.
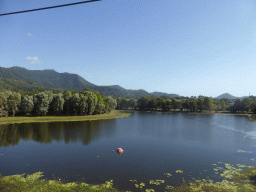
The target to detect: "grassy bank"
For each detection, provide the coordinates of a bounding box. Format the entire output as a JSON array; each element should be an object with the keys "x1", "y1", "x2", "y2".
[
  {"x1": 0, "y1": 110, "x2": 131, "y2": 125},
  {"x1": 1, "y1": 164, "x2": 256, "y2": 192}
]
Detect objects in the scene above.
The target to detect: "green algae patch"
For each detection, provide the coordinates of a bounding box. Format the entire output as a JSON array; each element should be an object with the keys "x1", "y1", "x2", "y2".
[
  {"x1": 0, "y1": 172, "x2": 118, "y2": 192},
  {"x1": 164, "y1": 173, "x2": 172, "y2": 177},
  {"x1": 175, "y1": 170, "x2": 183, "y2": 173},
  {"x1": 149, "y1": 180, "x2": 165, "y2": 185},
  {"x1": 238, "y1": 149, "x2": 253, "y2": 153},
  {"x1": 135, "y1": 182, "x2": 145, "y2": 189}
]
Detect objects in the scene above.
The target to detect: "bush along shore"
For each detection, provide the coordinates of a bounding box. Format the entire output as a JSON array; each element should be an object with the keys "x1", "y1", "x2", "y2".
[
  {"x1": 0, "y1": 88, "x2": 118, "y2": 119},
  {"x1": 1, "y1": 163, "x2": 256, "y2": 192},
  {"x1": 115, "y1": 95, "x2": 256, "y2": 115}
]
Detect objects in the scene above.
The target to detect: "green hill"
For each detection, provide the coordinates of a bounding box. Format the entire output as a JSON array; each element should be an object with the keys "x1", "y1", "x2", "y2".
[
  {"x1": 215, "y1": 93, "x2": 237, "y2": 100},
  {"x1": 0, "y1": 66, "x2": 173, "y2": 98}
]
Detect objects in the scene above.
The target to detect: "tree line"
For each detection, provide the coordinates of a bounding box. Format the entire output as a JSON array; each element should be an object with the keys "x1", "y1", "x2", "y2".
[
  {"x1": 115, "y1": 96, "x2": 256, "y2": 113},
  {"x1": 0, "y1": 88, "x2": 117, "y2": 117}
]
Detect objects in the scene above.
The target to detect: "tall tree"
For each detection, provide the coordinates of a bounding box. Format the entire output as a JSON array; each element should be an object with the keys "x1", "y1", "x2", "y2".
[
  {"x1": 148, "y1": 98, "x2": 157, "y2": 110},
  {"x1": 116, "y1": 98, "x2": 122, "y2": 110},
  {"x1": 7, "y1": 92, "x2": 21, "y2": 117},
  {"x1": 33, "y1": 92, "x2": 50, "y2": 116},
  {"x1": 88, "y1": 93, "x2": 98, "y2": 115},
  {"x1": 63, "y1": 90, "x2": 72, "y2": 115},
  {"x1": 165, "y1": 100, "x2": 173, "y2": 111},
  {"x1": 120, "y1": 99, "x2": 129, "y2": 110},
  {"x1": 20, "y1": 95, "x2": 34, "y2": 116},
  {"x1": 82, "y1": 88, "x2": 108, "y2": 110},
  {"x1": 106, "y1": 96, "x2": 117, "y2": 111},
  {"x1": 96, "y1": 102, "x2": 105, "y2": 114},
  {"x1": 50, "y1": 93, "x2": 65, "y2": 116},
  {"x1": 220, "y1": 98, "x2": 231, "y2": 111},
  {"x1": 203, "y1": 97, "x2": 214, "y2": 111},
  {"x1": 43, "y1": 91, "x2": 53, "y2": 104},
  {"x1": 70, "y1": 93, "x2": 81, "y2": 115},
  {"x1": 79, "y1": 94, "x2": 88, "y2": 115},
  {"x1": 137, "y1": 97, "x2": 149, "y2": 110},
  {"x1": 197, "y1": 97, "x2": 205, "y2": 112},
  {"x1": 182, "y1": 100, "x2": 189, "y2": 111},
  {"x1": 128, "y1": 98, "x2": 136, "y2": 109},
  {"x1": 0, "y1": 92, "x2": 8, "y2": 116},
  {"x1": 233, "y1": 98, "x2": 243, "y2": 113},
  {"x1": 188, "y1": 98, "x2": 197, "y2": 112},
  {"x1": 242, "y1": 98, "x2": 253, "y2": 113},
  {"x1": 80, "y1": 91, "x2": 98, "y2": 115},
  {"x1": 171, "y1": 98, "x2": 181, "y2": 110},
  {"x1": 252, "y1": 100, "x2": 256, "y2": 114},
  {"x1": 156, "y1": 97, "x2": 165, "y2": 110}
]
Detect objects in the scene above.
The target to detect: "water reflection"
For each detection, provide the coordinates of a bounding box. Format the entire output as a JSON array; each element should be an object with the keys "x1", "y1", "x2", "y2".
[
  {"x1": 0, "y1": 112, "x2": 256, "y2": 191},
  {"x1": 0, "y1": 120, "x2": 117, "y2": 147}
]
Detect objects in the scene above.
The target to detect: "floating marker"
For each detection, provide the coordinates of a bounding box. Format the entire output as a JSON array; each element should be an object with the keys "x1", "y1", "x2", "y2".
[{"x1": 117, "y1": 148, "x2": 124, "y2": 154}]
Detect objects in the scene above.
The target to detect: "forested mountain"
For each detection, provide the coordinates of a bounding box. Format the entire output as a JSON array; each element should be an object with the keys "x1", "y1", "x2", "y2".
[
  {"x1": 0, "y1": 66, "x2": 171, "y2": 98},
  {"x1": 151, "y1": 91, "x2": 178, "y2": 98},
  {"x1": 0, "y1": 77, "x2": 47, "y2": 92},
  {"x1": 215, "y1": 93, "x2": 237, "y2": 100},
  {"x1": 0, "y1": 66, "x2": 96, "y2": 92}
]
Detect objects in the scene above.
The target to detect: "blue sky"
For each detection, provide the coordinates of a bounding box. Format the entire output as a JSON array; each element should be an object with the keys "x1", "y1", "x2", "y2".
[{"x1": 0, "y1": 0, "x2": 255, "y2": 97}]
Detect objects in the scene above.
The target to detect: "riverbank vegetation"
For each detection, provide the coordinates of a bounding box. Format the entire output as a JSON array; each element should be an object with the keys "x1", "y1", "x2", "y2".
[
  {"x1": 0, "y1": 88, "x2": 117, "y2": 118},
  {"x1": 115, "y1": 95, "x2": 256, "y2": 114},
  {"x1": 1, "y1": 163, "x2": 256, "y2": 192},
  {"x1": 1, "y1": 88, "x2": 255, "y2": 119}
]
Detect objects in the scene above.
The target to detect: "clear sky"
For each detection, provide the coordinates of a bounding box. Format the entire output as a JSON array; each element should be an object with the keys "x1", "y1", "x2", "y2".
[{"x1": 0, "y1": 0, "x2": 255, "y2": 97}]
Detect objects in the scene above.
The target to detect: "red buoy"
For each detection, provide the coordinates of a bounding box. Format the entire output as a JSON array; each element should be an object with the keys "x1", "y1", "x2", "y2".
[{"x1": 117, "y1": 148, "x2": 124, "y2": 154}]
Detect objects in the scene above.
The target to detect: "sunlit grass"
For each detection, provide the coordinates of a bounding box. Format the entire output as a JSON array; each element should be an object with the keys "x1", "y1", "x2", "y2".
[{"x1": 0, "y1": 110, "x2": 131, "y2": 125}]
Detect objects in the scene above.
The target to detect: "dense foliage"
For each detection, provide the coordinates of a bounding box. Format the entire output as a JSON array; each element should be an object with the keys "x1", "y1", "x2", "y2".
[
  {"x1": 115, "y1": 96, "x2": 256, "y2": 113},
  {"x1": 0, "y1": 88, "x2": 117, "y2": 117}
]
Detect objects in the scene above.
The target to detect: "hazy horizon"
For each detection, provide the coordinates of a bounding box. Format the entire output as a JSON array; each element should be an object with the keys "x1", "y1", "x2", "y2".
[{"x1": 1, "y1": 0, "x2": 255, "y2": 97}]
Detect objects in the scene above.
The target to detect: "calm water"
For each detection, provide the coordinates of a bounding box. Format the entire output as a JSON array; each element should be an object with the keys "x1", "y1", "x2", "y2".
[{"x1": 1, "y1": 111, "x2": 256, "y2": 191}]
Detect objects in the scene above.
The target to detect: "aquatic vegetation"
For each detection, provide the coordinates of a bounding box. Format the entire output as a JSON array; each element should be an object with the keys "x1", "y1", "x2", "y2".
[
  {"x1": 2, "y1": 163, "x2": 256, "y2": 191},
  {"x1": 237, "y1": 164, "x2": 247, "y2": 168},
  {"x1": 164, "y1": 173, "x2": 172, "y2": 177},
  {"x1": 149, "y1": 180, "x2": 165, "y2": 185},
  {"x1": 134, "y1": 182, "x2": 145, "y2": 189},
  {"x1": 238, "y1": 150, "x2": 252, "y2": 153},
  {"x1": 165, "y1": 185, "x2": 175, "y2": 190},
  {"x1": 0, "y1": 172, "x2": 117, "y2": 192}
]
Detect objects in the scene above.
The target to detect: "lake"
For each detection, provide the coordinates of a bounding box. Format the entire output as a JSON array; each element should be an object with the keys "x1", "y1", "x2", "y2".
[{"x1": 1, "y1": 111, "x2": 256, "y2": 191}]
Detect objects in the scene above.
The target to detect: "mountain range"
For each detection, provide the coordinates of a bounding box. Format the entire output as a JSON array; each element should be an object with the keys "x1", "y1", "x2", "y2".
[
  {"x1": 0, "y1": 66, "x2": 248, "y2": 99},
  {"x1": 0, "y1": 66, "x2": 179, "y2": 98}
]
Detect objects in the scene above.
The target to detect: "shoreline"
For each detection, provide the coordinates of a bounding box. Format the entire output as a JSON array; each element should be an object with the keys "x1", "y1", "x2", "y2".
[
  {"x1": 127, "y1": 109, "x2": 255, "y2": 116},
  {"x1": 0, "y1": 110, "x2": 255, "y2": 126},
  {"x1": 0, "y1": 110, "x2": 131, "y2": 125}
]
